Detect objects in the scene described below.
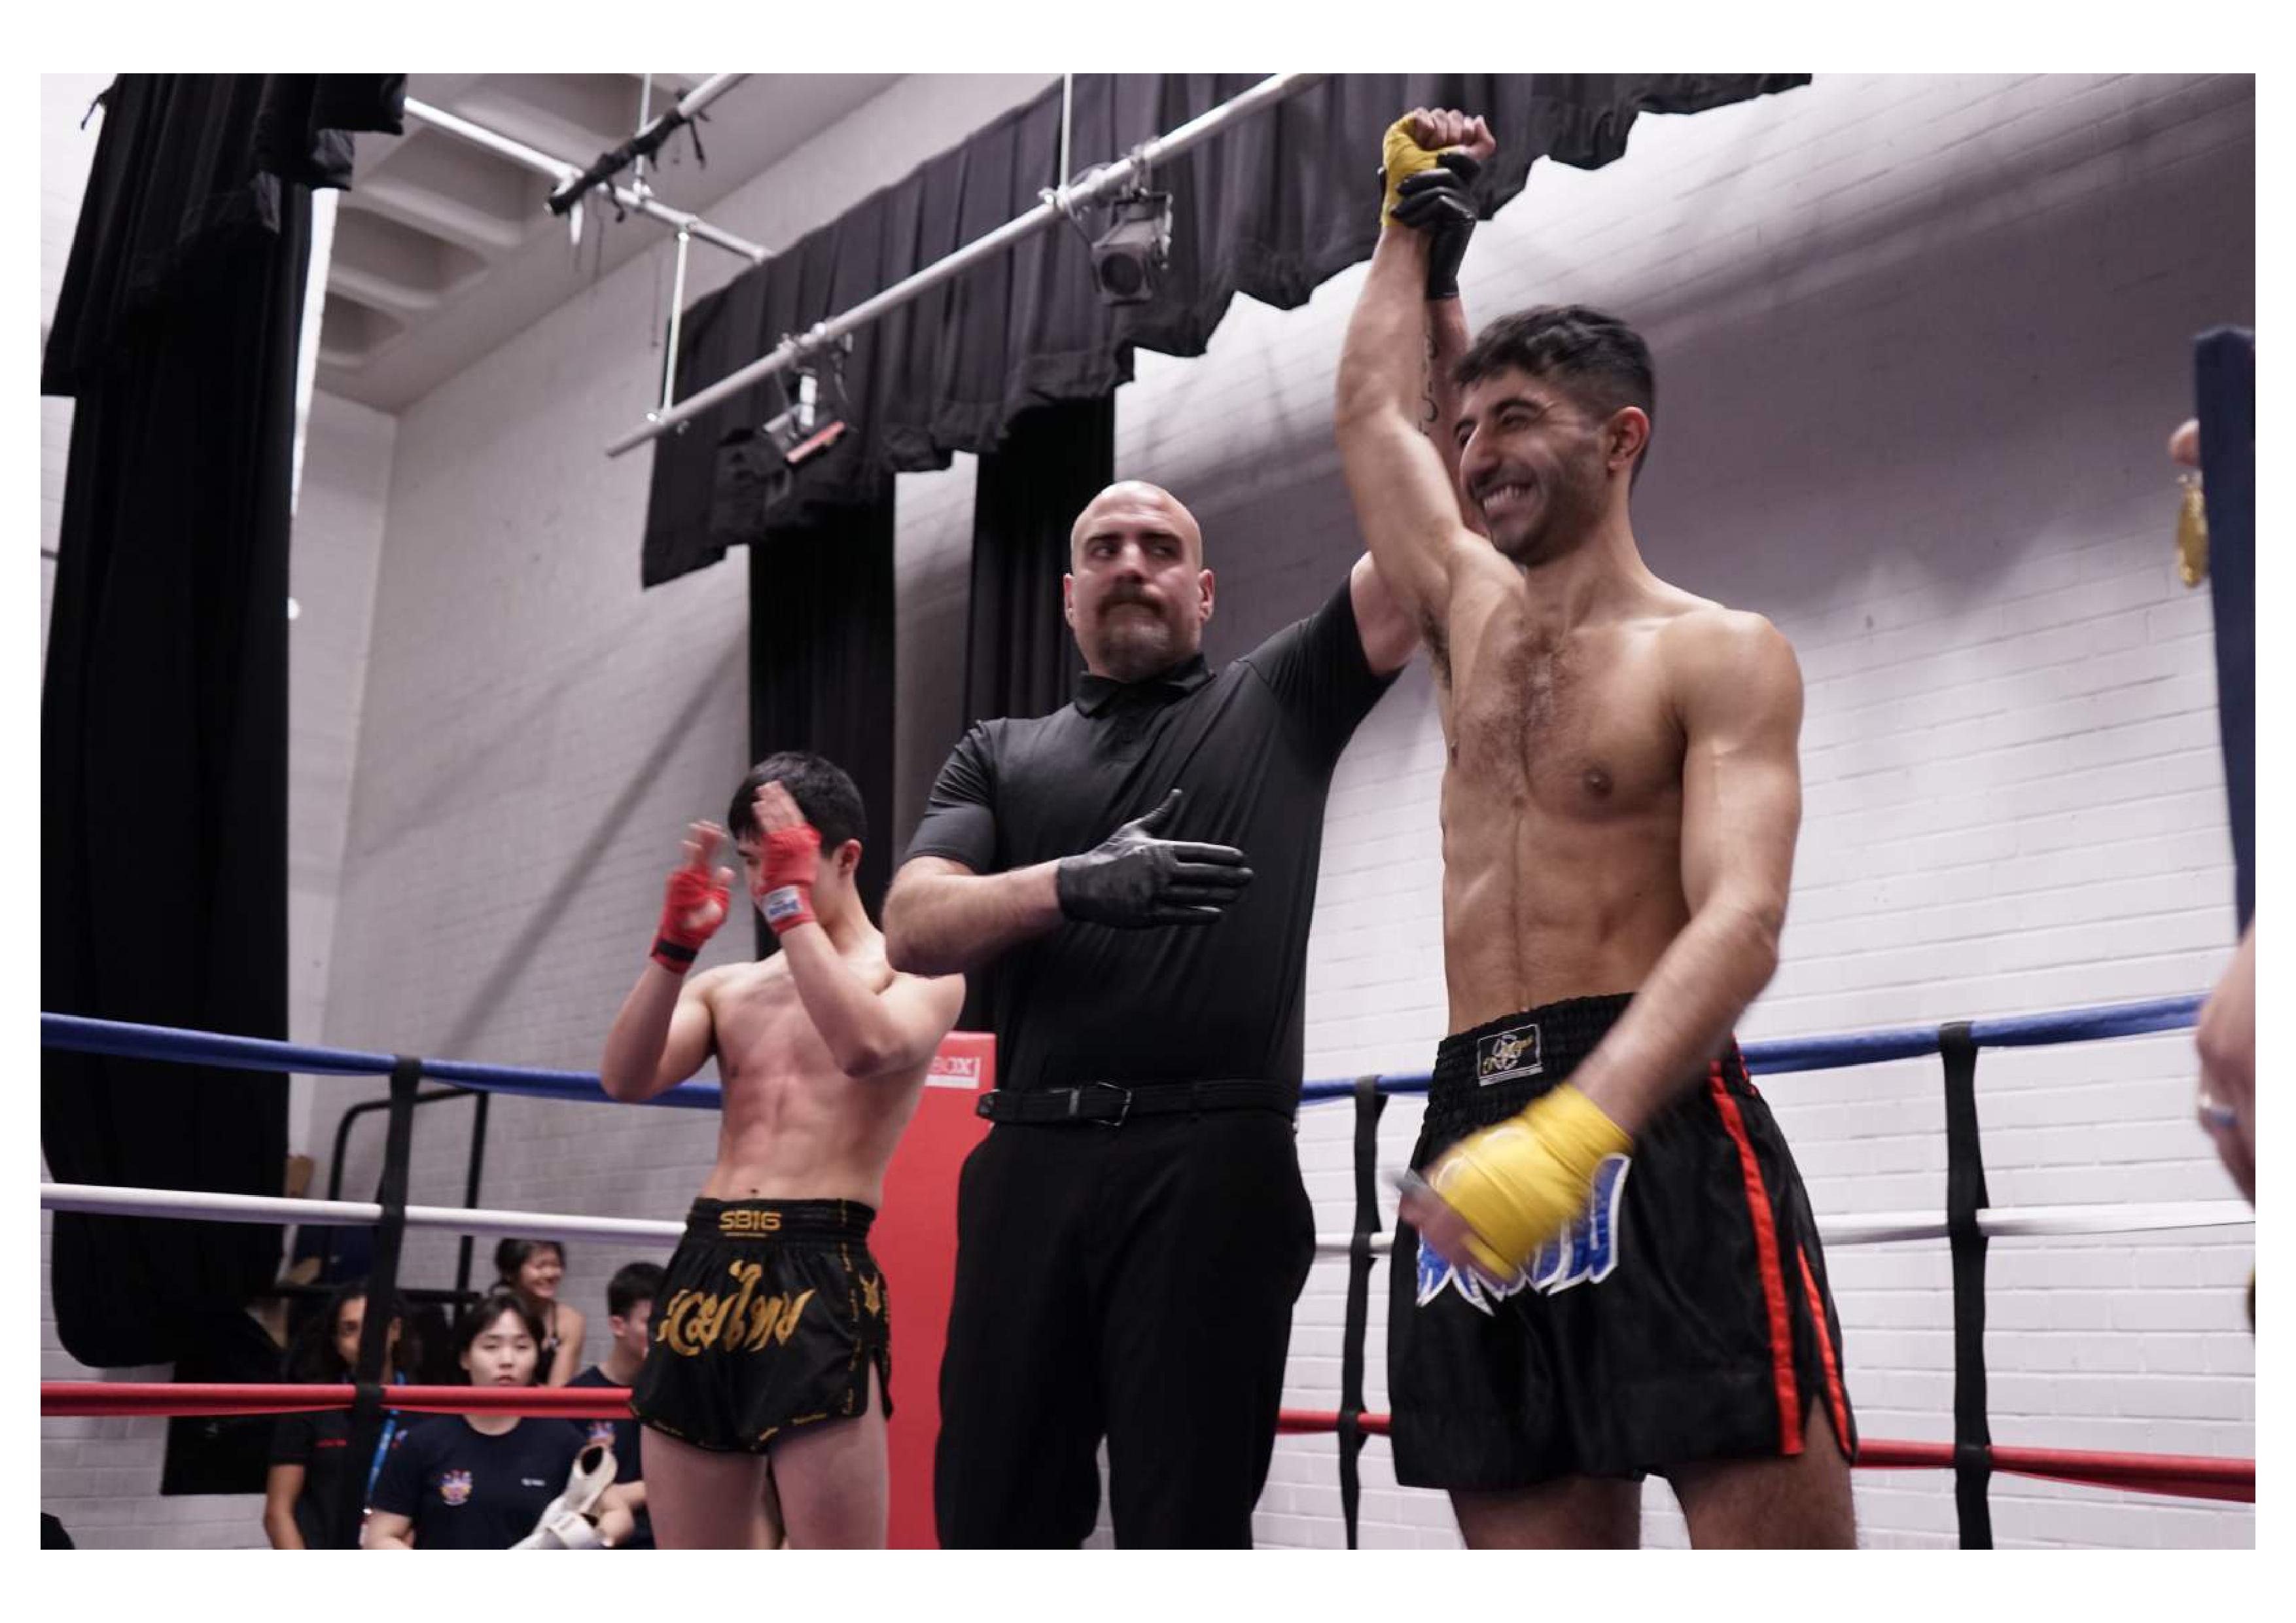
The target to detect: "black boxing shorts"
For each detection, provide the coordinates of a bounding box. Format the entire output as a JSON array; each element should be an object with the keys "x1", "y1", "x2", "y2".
[
  {"x1": 1388, "y1": 994, "x2": 1856, "y2": 1489},
  {"x1": 629, "y1": 1198, "x2": 891, "y2": 1454}
]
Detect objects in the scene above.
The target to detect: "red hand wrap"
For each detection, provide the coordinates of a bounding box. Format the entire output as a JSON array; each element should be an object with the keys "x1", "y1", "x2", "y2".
[
  {"x1": 758, "y1": 825, "x2": 821, "y2": 935},
  {"x1": 651, "y1": 866, "x2": 729, "y2": 974}
]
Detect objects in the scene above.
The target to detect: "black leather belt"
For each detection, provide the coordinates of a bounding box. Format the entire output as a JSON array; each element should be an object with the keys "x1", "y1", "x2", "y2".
[{"x1": 975, "y1": 1079, "x2": 1296, "y2": 1127}]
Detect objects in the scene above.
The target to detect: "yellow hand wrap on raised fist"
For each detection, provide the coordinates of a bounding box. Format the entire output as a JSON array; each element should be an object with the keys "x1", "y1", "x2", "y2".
[
  {"x1": 1426, "y1": 1084, "x2": 1632, "y2": 1279},
  {"x1": 1381, "y1": 116, "x2": 1443, "y2": 225}
]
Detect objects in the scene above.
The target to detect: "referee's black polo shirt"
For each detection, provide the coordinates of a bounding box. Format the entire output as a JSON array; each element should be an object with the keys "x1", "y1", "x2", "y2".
[{"x1": 903, "y1": 579, "x2": 1398, "y2": 1097}]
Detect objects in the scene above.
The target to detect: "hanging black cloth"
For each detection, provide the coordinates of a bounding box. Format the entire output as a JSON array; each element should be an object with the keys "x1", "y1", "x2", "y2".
[
  {"x1": 747, "y1": 494, "x2": 900, "y2": 944},
  {"x1": 964, "y1": 395, "x2": 1114, "y2": 728},
  {"x1": 41, "y1": 75, "x2": 404, "y2": 1370},
  {"x1": 639, "y1": 73, "x2": 1805, "y2": 588}
]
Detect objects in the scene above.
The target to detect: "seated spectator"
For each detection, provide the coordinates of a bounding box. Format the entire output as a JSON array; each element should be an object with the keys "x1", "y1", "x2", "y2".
[
  {"x1": 495, "y1": 1238, "x2": 585, "y2": 1385},
  {"x1": 364, "y1": 1289, "x2": 637, "y2": 1549},
  {"x1": 566, "y1": 1260, "x2": 670, "y2": 1550},
  {"x1": 263, "y1": 1281, "x2": 412, "y2": 1550}
]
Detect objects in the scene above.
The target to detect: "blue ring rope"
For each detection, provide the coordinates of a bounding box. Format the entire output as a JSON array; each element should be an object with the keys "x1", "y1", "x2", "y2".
[{"x1": 44, "y1": 993, "x2": 2202, "y2": 1111}]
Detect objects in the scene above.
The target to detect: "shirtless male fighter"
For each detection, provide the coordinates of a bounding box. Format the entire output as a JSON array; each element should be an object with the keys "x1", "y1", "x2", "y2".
[
  {"x1": 1333, "y1": 109, "x2": 1856, "y2": 1548},
  {"x1": 599, "y1": 751, "x2": 964, "y2": 1548}
]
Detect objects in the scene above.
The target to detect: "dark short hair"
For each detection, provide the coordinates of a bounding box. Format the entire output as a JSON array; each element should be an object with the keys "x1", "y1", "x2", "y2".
[
  {"x1": 728, "y1": 750, "x2": 868, "y2": 852},
  {"x1": 493, "y1": 1237, "x2": 563, "y2": 1282},
  {"x1": 453, "y1": 1289, "x2": 547, "y2": 1382},
  {"x1": 1455, "y1": 304, "x2": 1656, "y2": 485},
  {"x1": 607, "y1": 1261, "x2": 665, "y2": 1321}
]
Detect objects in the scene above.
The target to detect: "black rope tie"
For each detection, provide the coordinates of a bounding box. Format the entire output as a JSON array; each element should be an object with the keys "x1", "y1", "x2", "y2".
[
  {"x1": 331, "y1": 1054, "x2": 422, "y2": 1550},
  {"x1": 1337, "y1": 1073, "x2": 1387, "y2": 1550},
  {"x1": 1939, "y1": 1021, "x2": 1994, "y2": 1548}
]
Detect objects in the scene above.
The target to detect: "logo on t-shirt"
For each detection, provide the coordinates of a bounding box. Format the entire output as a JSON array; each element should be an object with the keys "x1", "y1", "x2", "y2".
[
  {"x1": 1475, "y1": 1022, "x2": 1543, "y2": 1086},
  {"x1": 585, "y1": 1421, "x2": 616, "y2": 1448},
  {"x1": 438, "y1": 1470, "x2": 473, "y2": 1507}
]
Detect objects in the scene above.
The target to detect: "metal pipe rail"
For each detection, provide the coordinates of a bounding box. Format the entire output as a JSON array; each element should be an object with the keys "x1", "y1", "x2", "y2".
[
  {"x1": 603, "y1": 71, "x2": 1326, "y2": 455},
  {"x1": 402, "y1": 95, "x2": 766, "y2": 263},
  {"x1": 547, "y1": 73, "x2": 749, "y2": 217}
]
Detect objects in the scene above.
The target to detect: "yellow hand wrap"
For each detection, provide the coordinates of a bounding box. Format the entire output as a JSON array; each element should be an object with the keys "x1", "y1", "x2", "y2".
[
  {"x1": 1381, "y1": 116, "x2": 1442, "y2": 225},
  {"x1": 1427, "y1": 1084, "x2": 1632, "y2": 1278}
]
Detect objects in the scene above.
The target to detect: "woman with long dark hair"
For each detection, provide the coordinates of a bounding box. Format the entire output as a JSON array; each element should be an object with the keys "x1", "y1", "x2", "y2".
[{"x1": 262, "y1": 1281, "x2": 411, "y2": 1549}]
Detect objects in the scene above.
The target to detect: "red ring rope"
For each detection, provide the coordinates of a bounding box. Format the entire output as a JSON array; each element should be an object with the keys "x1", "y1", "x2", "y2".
[
  {"x1": 1270, "y1": 1408, "x2": 2250, "y2": 1504},
  {"x1": 43, "y1": 1385, "x2": 2250, "y2": 1505}
]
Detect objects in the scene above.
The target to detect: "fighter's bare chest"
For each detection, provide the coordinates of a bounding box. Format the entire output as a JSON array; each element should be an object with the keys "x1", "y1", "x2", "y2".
[{"x1": 1437, "y1": 605, "x2": 1681, "y2": 815}]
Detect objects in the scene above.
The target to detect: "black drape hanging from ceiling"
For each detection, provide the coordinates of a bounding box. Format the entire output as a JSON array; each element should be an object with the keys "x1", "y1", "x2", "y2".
[
  {"x1": 41, "y1": 75, "x2": 404, "y2": 1370},
  {"x1": 964, "y1": 395, "x2": 1116, "y2": 727},
  {"x1": 641, "y1": 72, "x2": 1806, "y2": 587},
  {"x1": 749, "y1": 496, "x2": 900, "y2": 940}
]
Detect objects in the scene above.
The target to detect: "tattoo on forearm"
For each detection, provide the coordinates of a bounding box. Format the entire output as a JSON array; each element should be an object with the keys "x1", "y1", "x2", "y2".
[{"x1": 1419, "y1": 331, "x2": 1439, "y2": 433}]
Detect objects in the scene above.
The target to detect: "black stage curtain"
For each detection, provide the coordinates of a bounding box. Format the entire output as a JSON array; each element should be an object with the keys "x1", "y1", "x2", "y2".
[
  {"x1": 749, "y1": 495, "x2": 900, "y2": 945},
  {"x1": 641, "y1": 73, "x2": 1805, "y2": 587},
  {"x1": 964, "y1": 396, "x2": 1115, "y2": 727},
  {"x1": 41, "y1": 75, "x2": 404, "y2": 1373}
]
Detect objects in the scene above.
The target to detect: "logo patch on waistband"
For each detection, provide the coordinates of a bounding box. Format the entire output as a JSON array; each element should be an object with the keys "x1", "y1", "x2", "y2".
[
  {"x1": 1475, "y1": 1022, "x2": 1544, "y2": 1086},
  {"x1": 718, "y1": 1208, "x2": 783, "y2": 1236},
  {"x1": 1413, "y1": 1153, "x2": 1632, "y2": 1314}
]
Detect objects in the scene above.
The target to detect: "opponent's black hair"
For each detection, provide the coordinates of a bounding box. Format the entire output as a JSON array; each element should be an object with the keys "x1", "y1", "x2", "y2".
[
  {"x1": 1455, "y1": 304, "x2": 1656, "y2": 486},
  {"x1": 727, "y1": 749, "x2": 868, "y2": 853},
  {"x1": 453, "y1": 1288, "x2": 548, "y2": 1383},
  {"x1": 607, "y1": 1260, "x2": 665, "y2": 1321}
]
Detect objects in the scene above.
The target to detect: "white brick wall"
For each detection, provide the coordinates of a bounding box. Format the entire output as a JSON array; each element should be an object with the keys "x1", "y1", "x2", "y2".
[{"x1": 50, "y1": 73, "x2": 2252, "y2": 1548}]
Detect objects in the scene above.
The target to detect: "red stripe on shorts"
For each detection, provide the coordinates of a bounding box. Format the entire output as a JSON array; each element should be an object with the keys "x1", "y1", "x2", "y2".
[
  {"x1": 1708, "y1": 1063, "x2": 1800, "y2": 1455},
  {"x1": 1798, "y1": 1245, "x2": 1853, "y2": 1455}
]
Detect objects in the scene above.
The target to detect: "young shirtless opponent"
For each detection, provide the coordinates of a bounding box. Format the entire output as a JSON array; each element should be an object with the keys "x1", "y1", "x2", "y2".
[{"x1": 599, "y1": 751, "x2": 964, "y2": 1548}]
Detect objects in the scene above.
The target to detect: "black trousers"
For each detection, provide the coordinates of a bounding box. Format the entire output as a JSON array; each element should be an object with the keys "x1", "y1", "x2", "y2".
[{"x1": 932, "y1": 1108, "x2": 1315, "y2": 1548}]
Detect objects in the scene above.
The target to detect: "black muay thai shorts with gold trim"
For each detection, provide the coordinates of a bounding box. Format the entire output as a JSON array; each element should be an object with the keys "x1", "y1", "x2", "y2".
[{"x1": 629, "y1": 1198, "x2": 891, "y2": 1454}]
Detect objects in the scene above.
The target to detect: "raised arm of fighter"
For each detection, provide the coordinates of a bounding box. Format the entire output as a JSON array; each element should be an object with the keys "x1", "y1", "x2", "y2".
[
  {"x1": 1334, "y1": 111, "x2": 1495, "y2": 622},
  {"x1": 747, "y1": 781, "x2": 964, "y2": 1077},
  {"x1": 599, "y1": 821, "x2": 734, "y2": 1101}
]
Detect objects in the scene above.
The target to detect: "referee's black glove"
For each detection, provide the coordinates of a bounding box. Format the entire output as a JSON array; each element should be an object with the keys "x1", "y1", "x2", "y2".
[
  {"x1": 1391, "y1": 151, "x2": 1483, "y2": 301},
  {"x1": 1055, "y1": 789, "x2": 1254, "y2": 928}
]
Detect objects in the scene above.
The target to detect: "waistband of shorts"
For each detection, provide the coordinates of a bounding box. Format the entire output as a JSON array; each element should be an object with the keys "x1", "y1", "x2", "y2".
[
  {"x1": 682, "y1": 1197, "x2": 875, "y2": 1243},
  {"x1": 1427, "y1": 993, "x2": 1749, "y2": 1122},
  {"x1": 1430, "y1": 993, "x2": 1633, "y2": 1105}
]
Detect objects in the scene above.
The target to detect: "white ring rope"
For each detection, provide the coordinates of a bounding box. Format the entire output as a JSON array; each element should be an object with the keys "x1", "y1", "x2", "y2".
[
  {"x1": 1311, "y1": 1200, "x2": 2252, "y2": 1256},
  {"x1": 40, "y1": 1183, "x2": 683, "y2": 1244},
  {"x1": 41, "y1": 1182, "x2": 2250, "y2": 1255}
]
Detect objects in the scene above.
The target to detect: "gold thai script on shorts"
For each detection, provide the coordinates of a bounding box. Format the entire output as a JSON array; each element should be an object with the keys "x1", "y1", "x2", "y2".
[
  {"x1": 656, "y1": 1261, "x2": 815, "y2": 1356},
  {"x1": 858, "y1": 1272, "x2": 883, "y2": 1319}
]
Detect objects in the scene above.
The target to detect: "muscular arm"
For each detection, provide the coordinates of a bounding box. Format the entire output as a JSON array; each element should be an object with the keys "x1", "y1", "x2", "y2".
[
  {"x1": 599, "y1": 965, "x2": 721, "y2": 1102},
  {"x1": 1572, "y1": 614, "x2": 1805, "y2": 1136},
  {"x1": 775, "y1": 920, "x2": 966, "y2": 1077},
  {"x1": 1335, "y1": 226, "x2": 1477, "y2": 622},
  {"x1": 882, "y1": 856, "x2": 1064, "y2": 977}
]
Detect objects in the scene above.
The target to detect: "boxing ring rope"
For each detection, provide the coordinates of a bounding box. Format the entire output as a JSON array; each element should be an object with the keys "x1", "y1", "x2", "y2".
[{"x1": 39, "y1": 991, "x2": 2253, "y2": 1548}]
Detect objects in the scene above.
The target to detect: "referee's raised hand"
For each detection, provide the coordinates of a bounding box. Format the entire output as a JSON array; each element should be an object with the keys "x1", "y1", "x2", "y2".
[{"x1": 1054, "y1": 789, "x2": 1254, "y2": 928}]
